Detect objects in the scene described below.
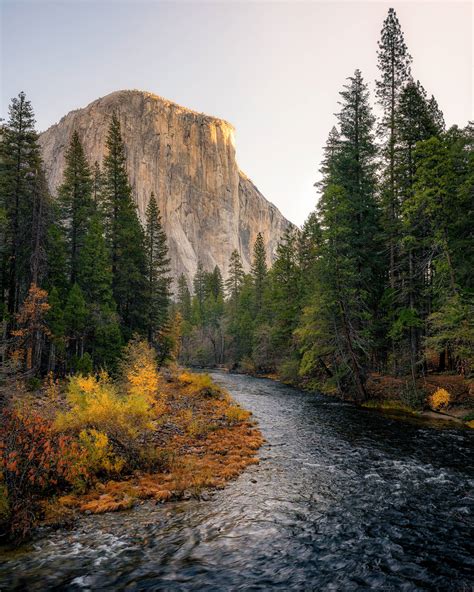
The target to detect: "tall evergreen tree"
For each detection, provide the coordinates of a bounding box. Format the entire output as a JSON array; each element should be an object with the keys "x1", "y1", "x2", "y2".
[
  {"x1": 58, "y1": 131, "x2": 93, "y2": 284},
  {"x1": 176, "y1": 274, "x2": 192, "y2": 322},
  {"x1": 193, "y1": 261, "x2": 207, "y2": 318},
  {"x1": 207, "y1": 266, "x2": 224, "y2": 300},
  {"x1": 376, "y1": 8, "x2": 412, "y2": 289},
  {"x1": 298, "y1": 72, "x2": 382, "y2": 399},
  {"x1": 392, "y1": 81, "x2": 444, "y2": 377},
  {"x1": 225, "y1": 250, "x2": 245, "y2": 306},
  {"x1": 298, "y1": 212, "x2": 322, "y2": 302},
  {"x1": 44, "y1": 207, "x2": 69, "y2": 302},
  {"x1": 427, "y1": 95, "x2": 445, "y2": 136},
  {"x1": 77, "y1": 215, "x2": 114, "y2": 308},
  {"x1": 396, "y1": 81, "x2": 440, "y2": 202},
  {"x1": 77, "y1": 215, "x2": 122, "y2": 369},
  {"x1": 0, "y1": 92, "x2": 48, "y2": 317},
  {"x1": 317, "y1": 126, "x2": 341, "y2": 190},
  {"x1": 92, "y1": 161, "x2": 103, "y2": 206},
  {"x1": 336, "y1": 70, "x2": 381, "y2": 286},
  {"x1": 46, "y1": 286, "x2": 65, "y2": 373},
  {"x1": 269, "y1": 228, "x2": 301, "y2": 362},
  {"x1": 251, "y1": 233, "x2": 267, "y2": 316},
  {"x1": 64, "y1": 283, "x2": 88, "y2": 360},
  {"x1": 102, "y1": 113, "x2": 148, "y2": 337},
  {"x1": 144, "y1": 193, "x2": 171, "y2": 345},
  {"x1": 403, "y1": 126, "x2": 474, "y2": 373}
]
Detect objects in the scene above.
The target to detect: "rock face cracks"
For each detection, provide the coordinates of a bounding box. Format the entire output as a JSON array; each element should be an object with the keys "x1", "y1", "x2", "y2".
[{"x1": 39, "y1": 90, "x2": 292, "y2": 286}]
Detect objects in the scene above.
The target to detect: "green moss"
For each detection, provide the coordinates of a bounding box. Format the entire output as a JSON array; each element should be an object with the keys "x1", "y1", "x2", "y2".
[{"x1": 361, "y1": 399, "x2": 418, "y2": 415}]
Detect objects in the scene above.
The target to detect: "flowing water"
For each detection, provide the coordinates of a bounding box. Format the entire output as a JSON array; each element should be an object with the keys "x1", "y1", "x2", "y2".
[{"x1": 1, "y1": 372, "x2": 473, "y2": 591}]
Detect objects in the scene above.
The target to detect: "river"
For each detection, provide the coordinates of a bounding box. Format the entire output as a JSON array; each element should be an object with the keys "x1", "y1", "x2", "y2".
[{"x1": 1, "y1": 372, "x2": 473, "y2": 591}]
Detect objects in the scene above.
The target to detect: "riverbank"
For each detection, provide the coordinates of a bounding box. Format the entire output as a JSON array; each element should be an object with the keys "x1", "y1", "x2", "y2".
[
  {"x1": 362, "y1": 372, "x2": 474, "y2": 427},
  {"x1": 0, "y1": 352, "x2": 263, "y2": 543},
  {"x1": 55, "y1": 370, "x2": 264, "y2": 515},
  {"x1": 232, "y1": 366, "x2": 474, "y2": 429}
]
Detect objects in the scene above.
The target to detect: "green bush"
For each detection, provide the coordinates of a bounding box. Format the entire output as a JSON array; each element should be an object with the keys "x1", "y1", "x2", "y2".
[{"x1": 400, "y1": 381, "x2": 425, "y2": 410}]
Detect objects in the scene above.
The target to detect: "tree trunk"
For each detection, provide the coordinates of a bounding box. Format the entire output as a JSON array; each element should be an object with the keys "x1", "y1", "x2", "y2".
[{"x1": 339, "y1": 300, "x2": 367, "y2": 402}]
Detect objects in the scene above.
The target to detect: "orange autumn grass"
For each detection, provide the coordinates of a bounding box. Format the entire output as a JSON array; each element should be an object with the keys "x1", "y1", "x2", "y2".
[{"x1": 55, "y1": 369, "x2": 264, "y2": 515}]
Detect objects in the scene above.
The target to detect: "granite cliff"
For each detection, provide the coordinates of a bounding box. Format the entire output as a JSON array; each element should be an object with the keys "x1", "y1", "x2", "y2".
[{"x1": 39, "y1": 90, "x2": 293, "y2": 285}]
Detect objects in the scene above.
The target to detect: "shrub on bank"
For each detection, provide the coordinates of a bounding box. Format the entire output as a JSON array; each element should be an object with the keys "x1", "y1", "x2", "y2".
[
  {"x1": 78, "y1": 429, "x2": 125, "y2": 476},
  {"x1": 119, "y1": 337, "x2": 159, "y2": 404},
  {"x1": 55, "y1": 372, "x2": 155, "y2": 469},
  {"x1": 0, "y1": 409, "x2": 87, "y2": 538},
  {"x1": 178, "y1": 371, "x2": 224, "y2": 398},
  {"x1": 225, "y1": 405, "x2": 251, "y2": 424},
  {"x1": 429, "y1": 388, "x2": 451, "y2": 411}
]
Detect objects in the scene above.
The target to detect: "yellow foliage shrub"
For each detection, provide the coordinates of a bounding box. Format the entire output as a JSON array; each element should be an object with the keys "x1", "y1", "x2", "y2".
[
  {"x1": 119, "y1": 338, "x2": 159, "y2": 403},
  {"x1": 55, "y1": 373, "x2": 154, "y2": 442},
  {"x1": 225, "y1": 405, "x2": 251, "y2": 424},
  {"x1": 178, "y1": 371, "x2": 222, "y2": 398},
  {"x1": 78, "y1": 429, "x2": 124, "y2": 476},
  {"x1": 429, "y1": 388, "x2": 451, "y2": 410},
  {"x1": 44, "y1": 372, "x2": 61, "y2": 402}
]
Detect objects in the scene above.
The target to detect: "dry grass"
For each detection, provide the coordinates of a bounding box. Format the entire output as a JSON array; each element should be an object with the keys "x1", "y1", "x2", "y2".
[{"x1": 52, "y1": 369, "x2": 264, "y2": 516}]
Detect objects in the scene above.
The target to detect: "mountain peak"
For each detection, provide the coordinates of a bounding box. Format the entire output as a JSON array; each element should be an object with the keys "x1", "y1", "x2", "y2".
[{"x1": 39, "y1": 91, "x2": 292, "y2": 285}]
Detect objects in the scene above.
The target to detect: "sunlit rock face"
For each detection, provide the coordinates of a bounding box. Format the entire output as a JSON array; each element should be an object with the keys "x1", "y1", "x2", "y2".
[{"x1": 39, "y1": 90, "x2": 293, "y2": 286}]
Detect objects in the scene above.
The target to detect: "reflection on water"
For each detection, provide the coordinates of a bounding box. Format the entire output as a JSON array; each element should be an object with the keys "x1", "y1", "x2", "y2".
[{"x1": 1, "y1": 372, "x2": 473, "y2": 591}]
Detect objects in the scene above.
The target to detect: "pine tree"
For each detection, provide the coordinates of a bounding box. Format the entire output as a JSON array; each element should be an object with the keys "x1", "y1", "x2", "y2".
[
  {"x1": 404, "y1": 126, "x2": 474, "y2": 373},
  {"x1": 251, "y1": 233, "x2": 267, "y2": 316},
  {"x1": 102, "y1": 113, "x2": 148, "y2": 337},
  {"x1": 393, "y1": 81, "x2": 444, "y2": 377},
  {"x1": 207, "y1": 266, "x2": 224, "y2": 300},
  {"x1": 202, "y1": 281, "x2": 225, "y2": 365},
  {"x1": 176, "y1": 274, "x2": 192, "y2": 322},
  {"x1": 317, "y1": 126, "x2": 341, "y2": 190},
  {"x1": 225, "y1": 250, "x2": 245, "y2": 306},
  {"x1": 92, "y1": 161, "x2": 103, "y2": 206},
  {"x1": 336, "y1": 70, "x2": 381, "y2": 290},
  {"x1": 0, "y1": 92, "x2": 48, "y2": 317},
  {"x1": 58, "y1": 131, "x2": 93, "y2": 284},
  {"x1": 228, "y1": 274, "x2": 254, "y2": 364},
  {"x1": 269, "y1": 228, "x2": 301, "y2": 362},
  {"x1": 396, "y1": 81, "x2": 441, "y2": 202},
  {"x1": 64, "y1": 283, "x2": 88, "y2": 360},
  {"x1": 44, "y1": 209, "x2": 69, "y2": 302},
  {"x1": 427, "y1": 95, "x2": 445, "y2": 136},
  {"x1": 376, "y1": 8, "x2": 412, "y2": 289},
  {"x1": 298, "y1": 72, "x2": 382, "y2": 399},
  {"x1": 46, "y1": 286, "x2": 65, "y2": 373},
  {"x1": 193, "y1": 261, "x2": 207, "y2": 318},
  {"x1": 77, "y1": 215, "x2": 114, "y2": 308},
  {"x1": 144, "y1": 193, "x2": 171, "y2": 345},
  {"x1": 298, "y1": 212, "x2": 322, "y2": 301}
]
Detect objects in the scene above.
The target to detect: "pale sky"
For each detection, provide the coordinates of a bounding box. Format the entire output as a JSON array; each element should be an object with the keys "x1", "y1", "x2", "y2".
[{"x1": 1, "y1": 0, "x2": 472, "y2": 226}]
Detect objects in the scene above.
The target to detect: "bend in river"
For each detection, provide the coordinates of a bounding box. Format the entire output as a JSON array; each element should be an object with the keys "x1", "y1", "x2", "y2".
[{"x1": 1, "y1": 372, "x2": 473, "y2": 591}]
